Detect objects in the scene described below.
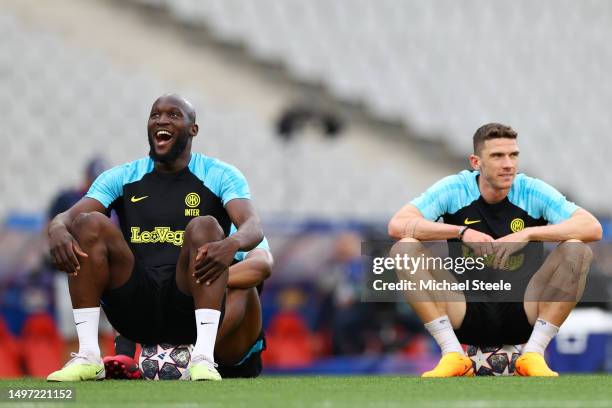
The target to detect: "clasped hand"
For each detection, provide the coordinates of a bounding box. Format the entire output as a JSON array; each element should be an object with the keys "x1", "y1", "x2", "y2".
[
  {"x1": 461, "y1": 228, "x2": 530, "y2": 270},
  {"x1": 193, "y1": 238, "x2": 240, "y2": 285}
]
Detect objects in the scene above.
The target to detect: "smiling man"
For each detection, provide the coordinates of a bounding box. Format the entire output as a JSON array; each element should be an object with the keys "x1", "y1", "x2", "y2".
[
  {"x1": 46, "y1": 94, "x2": 263, "y2": 381},
  {"x1": 388, "y1": 123, "x2": 602, "y2": 377}
]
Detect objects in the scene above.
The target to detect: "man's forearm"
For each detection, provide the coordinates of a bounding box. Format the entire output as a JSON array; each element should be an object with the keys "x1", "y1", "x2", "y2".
[
  {"x1": 48, "y1": 211, "x2": 72, "y2": 235},
  {"x1": 391, "y1": 216, "x2": 462, "y2": 241},
  {"x1": 226, "y1": 216, "x2": 264, "y2": 252},
  {"x1": 228, "y1": 256, "x2": 271, "y2": 289},
  {"x1": 526, "y1": 214, "x2": 602, "y2": 242}
]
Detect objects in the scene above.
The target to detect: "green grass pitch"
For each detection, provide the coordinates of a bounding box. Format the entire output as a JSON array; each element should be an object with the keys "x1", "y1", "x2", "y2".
[{"x1": 2, "y1": 376, "x2": 612, "y2": 408}]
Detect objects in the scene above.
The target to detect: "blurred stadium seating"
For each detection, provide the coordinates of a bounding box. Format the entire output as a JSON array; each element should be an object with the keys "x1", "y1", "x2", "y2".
[
  {"x1": 133, "y1": 0, "x2": 612, "y2": 215},
  {"x1": 3, "y1": 0, "x2": 610, "y2": 221},
  {"x1": 0, "y1": 3, "x2": 456, "y2": 222}
]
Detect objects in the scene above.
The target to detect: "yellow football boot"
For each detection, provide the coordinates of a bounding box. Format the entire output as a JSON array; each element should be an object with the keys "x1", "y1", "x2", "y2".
[
  {"x1": 514, "y1": 352, "x2": 558, "y2": 377},
  {"x1": 422, "y1": 352, "x2": 474, "y2": 377},
  {"x1": 188, "y1": 355, "x2": 222, "y2": 381},
  {"x1": 47, "y1": 353, "x2": 105, "y2": 381}
]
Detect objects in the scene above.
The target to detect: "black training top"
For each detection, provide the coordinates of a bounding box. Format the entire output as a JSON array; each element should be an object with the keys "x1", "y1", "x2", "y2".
[{"x1": 86, "y1": 153, "x2": 250, "y2": 268}]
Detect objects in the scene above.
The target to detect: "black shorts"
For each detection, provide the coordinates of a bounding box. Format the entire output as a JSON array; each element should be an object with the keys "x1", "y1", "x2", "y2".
[
  {"x1": 217, "y1": 332, "x2": 266, "y2": 378},
  {"x1": 101, "y1": 263, "x2": 224, "y2": 345},
  {"x1": 454, "y1": 302, "x2": 533, "y2": 346}
]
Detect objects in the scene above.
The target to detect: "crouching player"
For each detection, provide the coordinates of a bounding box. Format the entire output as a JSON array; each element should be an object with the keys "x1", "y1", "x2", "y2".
[
  {"x1": 104, "y1": 238, "x2": 272, "y2": 379},
  {"x1": 47, "y1": 94, "x2": 264, "y2": 381},
  {"x1": 388, "y1": 123, "x2": 602, "y2": 377}
]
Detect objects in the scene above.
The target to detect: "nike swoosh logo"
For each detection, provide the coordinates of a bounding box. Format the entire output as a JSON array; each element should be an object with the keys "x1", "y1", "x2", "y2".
[
  {"x1": 200, "y1": 322, "x2": 213, "y2": 325},
  {"x1": 131, "y1": 195, "x2": 149, "y2": 203},
  {"x1": 75, "y1": 321, "x2": 86, "y2": 326},
  {"x1": 95, "y1": 368, "x2": 104, "y2": 375},
  {"x1": 464, "y1": 218, "x2": 481, "y2": 225}
]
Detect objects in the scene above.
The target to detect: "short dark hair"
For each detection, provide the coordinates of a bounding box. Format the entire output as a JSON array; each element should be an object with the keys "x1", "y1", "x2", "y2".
[{"x1": 473, "y1": 123, "x2": 517, "y2": 154}]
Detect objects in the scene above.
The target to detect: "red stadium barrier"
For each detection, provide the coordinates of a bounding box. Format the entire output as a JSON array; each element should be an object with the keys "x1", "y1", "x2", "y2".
[
  {"x1": 264, "y1": 312, "x2": 315, "y2": 368},
  {"x1": 21, "y1": 313, "x2": 63, "y2": 378},
  {"x1": 0, "y1": 316, "x2": 23, "y2": 378}
]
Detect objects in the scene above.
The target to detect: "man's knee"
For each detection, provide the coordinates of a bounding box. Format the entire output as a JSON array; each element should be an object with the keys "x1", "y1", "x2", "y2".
[
  {"x1": 390, "y1": 237, "x2": 424, "y2": 258},
  {"x1": 71, "y1": 212, "x2": 111, "y2": 243},
  {"x1": 184, "y1": 216, "x2": 224, "y2": 244},
  {"x1": 557, "y1": 239, "x2": 593, "y2": 271}
]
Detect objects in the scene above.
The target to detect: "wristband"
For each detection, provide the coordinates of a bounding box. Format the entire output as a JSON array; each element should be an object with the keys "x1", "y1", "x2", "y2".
[{"x1": 458, "y1": 226, "x2": 469, "y2": 241}]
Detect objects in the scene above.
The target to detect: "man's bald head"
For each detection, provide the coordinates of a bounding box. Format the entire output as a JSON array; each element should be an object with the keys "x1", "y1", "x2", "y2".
[
  {"x1": 153, "y1": 93, "x2": 196, "y2": 124},
  {"x1": 147, "y1": 93, "x2": 199, "y2": 167}
]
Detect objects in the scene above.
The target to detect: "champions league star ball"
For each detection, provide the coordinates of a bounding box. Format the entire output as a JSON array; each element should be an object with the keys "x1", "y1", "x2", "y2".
[
  {"x1": 467, "y1": 344, "x2": 522, "y2": 376},
  {"x1": 139, "y1": 344, "x2": 193, "y2": 380}
]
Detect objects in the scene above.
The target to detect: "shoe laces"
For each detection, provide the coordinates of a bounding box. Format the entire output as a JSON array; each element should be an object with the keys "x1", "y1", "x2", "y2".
[
  {"x1": 190, "y1": 355, "x2": 218, "y2": 369},
  {"x1": 64, "y1": 352, "x2": 98, "y2": 367}
]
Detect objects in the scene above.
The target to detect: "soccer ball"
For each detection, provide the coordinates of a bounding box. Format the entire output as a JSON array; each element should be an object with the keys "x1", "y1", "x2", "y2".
[
  {"x1": 466, "y1": 344, "x2": 521, "y2": 376},
  {"x1": 139, "y1": 343, "x2": 193, "y2": 380}
]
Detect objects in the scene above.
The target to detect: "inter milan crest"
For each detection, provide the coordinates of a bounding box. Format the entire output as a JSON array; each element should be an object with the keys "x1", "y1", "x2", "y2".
[
  {"x1": 510, "y1": 218, "x2": 524, "y2": 233},
  {"x1": 185, "y1": 192, "x2": 201, "y2": 208},
  {"x1": 184, "y1": 193, "x2": 201, "y2": 217}
]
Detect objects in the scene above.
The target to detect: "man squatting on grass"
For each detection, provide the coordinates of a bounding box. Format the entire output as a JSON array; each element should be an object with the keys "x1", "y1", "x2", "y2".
[
  {"x1": 47, "y1": 94, "x2": 264, "y2": 381},
  {"x1": 388, "y1": 123, "x2": 602, "y2": 377}
]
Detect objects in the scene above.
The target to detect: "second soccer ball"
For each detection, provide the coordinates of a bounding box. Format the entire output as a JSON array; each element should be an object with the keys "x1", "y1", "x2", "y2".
[
  {"x1": 139, "y1": 343, "x2": 193, "y2": 380},
  {"x1": 466, "y1": 344, "x2": 522, "y2": 376}
]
